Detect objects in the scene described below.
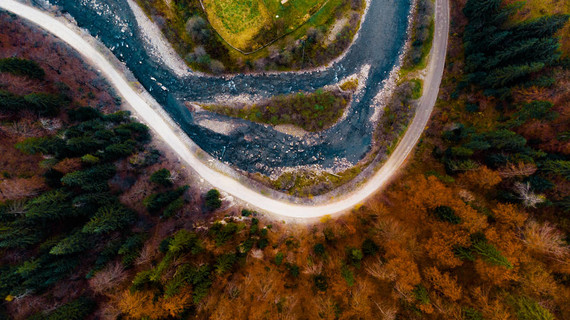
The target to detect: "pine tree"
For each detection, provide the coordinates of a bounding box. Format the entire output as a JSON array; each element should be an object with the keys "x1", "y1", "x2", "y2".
[
  {"x1": 49, "y1": 230, "x2": 92, "y2": 255},
  {"x1": 82, "y1": 204, "x2": 136, "y2": 234}
]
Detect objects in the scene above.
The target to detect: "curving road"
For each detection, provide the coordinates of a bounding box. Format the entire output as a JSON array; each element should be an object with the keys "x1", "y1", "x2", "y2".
[{"x1": 0, "y1": 0, "x2": 449, "y2": 218}]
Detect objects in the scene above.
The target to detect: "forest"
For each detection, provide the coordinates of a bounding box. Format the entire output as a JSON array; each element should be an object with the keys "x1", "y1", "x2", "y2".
[{"x1": 1, "y1": 0, "x2": 570, "y2": 319}]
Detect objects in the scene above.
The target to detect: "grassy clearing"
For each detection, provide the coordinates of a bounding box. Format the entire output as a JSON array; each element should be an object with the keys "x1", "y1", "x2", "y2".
[
  {"x1": 203, "y1": 0, "x2": 327, "y2": 51},
  {"x1": 202, "y1": 0, "x2": 270, "y2": 51}
]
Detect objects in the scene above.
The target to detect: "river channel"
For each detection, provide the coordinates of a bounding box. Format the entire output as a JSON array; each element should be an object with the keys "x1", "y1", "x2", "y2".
[{"x1": 34, "y1": 0, "x2": 412, "y2": 176}]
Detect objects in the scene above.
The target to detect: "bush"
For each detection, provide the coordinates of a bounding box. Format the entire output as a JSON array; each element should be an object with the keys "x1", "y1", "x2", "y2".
[
  {"x1": 150, "y1": 168, "x2": 172, "y2": 186},
  {"x1": 67, "y1": 107, "x2": 102, "y2": 122},
  {"x1": 0, "y1": 58, "x2": 45, "y2": 79},
  {"x1": 313, "y1": 274, "x2": 328, "y2": 291},
  {"x1": 313, "y1": 243, "x2": 326, "y2": 256},
  {"x1": 346, "y1": 247, "x2": 364, "y2": 268},
  {"x1": 275, "y1": 252, "x2": 284, "y2": 265},
  {"x1": 433, "y1": 206, "x2": 462, "y2": 224},
  {"x1": 361, "y1": 238, "x2": 379, "y2": 256},
  {"x1": 210, "y1": 222, "x2": 239, "y2": 246},
  {"x1": 24, "y1": 93, "x2": 66, "y2": 116},
  {"x1": 510, "y1": 296, "x2": 554, "y2": 320},
  {"x1": 341, "y1": 266, "x2": 355, "y2": 286},
  {"x1": 205, "y1": 189, "x2": 222, "y2": 211},
  {"x1": 144, "y1": 186, "x2": 188, "y2": 213}
]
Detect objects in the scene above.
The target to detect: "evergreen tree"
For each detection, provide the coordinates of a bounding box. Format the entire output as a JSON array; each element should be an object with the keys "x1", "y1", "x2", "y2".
[{"x1": 82, "y1": 204, "x2": 136, "y2": 234}]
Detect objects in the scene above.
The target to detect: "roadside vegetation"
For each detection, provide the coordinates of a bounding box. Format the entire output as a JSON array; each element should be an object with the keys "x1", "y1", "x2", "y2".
[
  {"x1": 402, "y1": 0, "x2": 435, "y2": 76},
  {"x1": 135, "y1": 0, "x2": 365, "y2": 73},
  {"x1": 204, "y1": 85, "x2": 353, "y2": 132},
  {"x1": 1, "y1": 0, "x2": 570, "y2": 319}
]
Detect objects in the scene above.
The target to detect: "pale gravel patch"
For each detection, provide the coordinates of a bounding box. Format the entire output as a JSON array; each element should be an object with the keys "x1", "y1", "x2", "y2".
[
  {"x1": 273, "y1": 124, "x2": 309, "y2": 138},
  {"x1": 196, "y1": 119, "x2": 242, "y2": 135},
  {"x1": 330, "y1": 63, "x2": 371, "y2": 124},
  {"x1": 325, "y1": 17, "x2": 348, "y2": 45},
  {"x1": 212, "y1": 93, "x2": 263, "y2": 106},
  {"x1": 266, "y1": 157, "x2": 354, "y2": 180}
]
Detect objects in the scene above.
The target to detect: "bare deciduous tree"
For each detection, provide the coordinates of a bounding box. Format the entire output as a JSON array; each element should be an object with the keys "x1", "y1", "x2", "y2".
[
  {"x1": 523, "y1": 220, "x2": 570, "y2": 259},
  {"x1": 513, "y1": 182, "x2": 545, "y2": 208}
]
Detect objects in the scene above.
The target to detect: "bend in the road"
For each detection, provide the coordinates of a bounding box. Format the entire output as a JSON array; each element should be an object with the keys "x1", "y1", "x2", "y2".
[{"x1": 0, "y1": 0, "x2": 449, "y2": 218}]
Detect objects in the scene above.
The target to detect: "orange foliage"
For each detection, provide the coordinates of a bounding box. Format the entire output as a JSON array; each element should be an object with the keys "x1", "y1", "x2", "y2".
[
  {"x1": 492, "y1": 203, "x2": 527, "y2": 230},
  {"x1": 458, "y1": 166, "x2": 502, "y2": 189},
  {"x1": 470, "y1": 287, "x2": 513, "y2": 320},
  {"x1": 424, "y1": 229, "x2": 470, "y2": 268},
  {"x1": 383, "y1": 240, "x2": 421, "y2": 293},
  {"x1": 424, "y1": 267, "x2": 462, "y2": 301},
  {"x1": 117, "y1": 288, "x2": 192, "y2": 319},
  {"x1": 474, "y1": 259, "x2": 518, "y2": 287}
]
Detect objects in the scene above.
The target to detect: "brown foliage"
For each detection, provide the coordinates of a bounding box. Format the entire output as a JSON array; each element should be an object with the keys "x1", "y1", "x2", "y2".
[
  {"x1": 493, "y1": 203, "x2": 527, "y2": 230},
  {"x1": 117, "y1": 288, "x2": 192, "y2": 319},
  {"x1": 383, "y1": 241, "x2": 421, "y2": 294},
  {"x1": 0, "y1": 175, "x2": 46, "y2": 201},
  {"x1": 53, "y1": 158, "x2": 83, "y2": 174},
  {"x1": 498, "y1": 162, "x2": 537, "y2": 178},
  {"x1": 458, "y1": 166, "x2": 502, "y2": 189},
  {"x1": 424, "y1": 229, "x2": 470, "y2": 268},
  {"x1": 424, "y1": 266, "x2": 462, "y2": 301},
  {"x1": 523, "y1": 220, "x2": 570, "y2": 259}
]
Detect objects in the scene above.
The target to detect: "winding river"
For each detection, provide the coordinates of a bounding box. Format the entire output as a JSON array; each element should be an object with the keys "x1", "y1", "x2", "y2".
[{"x1": 36, "y1": 0, "x2": 412, "y2": 176}]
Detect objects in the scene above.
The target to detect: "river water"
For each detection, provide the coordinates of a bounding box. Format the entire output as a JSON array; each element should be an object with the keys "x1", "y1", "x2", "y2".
[{"x1": 40, "y1": 0, "x2": 411, "y2": 175}]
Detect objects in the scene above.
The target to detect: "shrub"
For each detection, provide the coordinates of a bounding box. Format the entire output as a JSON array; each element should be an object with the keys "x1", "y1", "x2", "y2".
[
  {"x1": 150, "y1": 168, "x2": 172, "y2": 186},
  {"x1": 510, "y1": 296, "x2": 554, "y2": 320},
  {"x1": 346, "y1": 247, "x2": 364, "y2": 268},
  {"x1": 313, "y1": 274, "x2": 328, "y2": 291},
  {"x1": 214, "y1": 254, "x2": 236, "y2": 275},
  {"x1": 341, "y1": 266, "x2": 355, "y2": 286},
  {"x1": 205, "y1": 189, "x2": 222, "y2": 211},
  {"x1": 313, "y1": 243, "x2": 326, "y2": 257},
  {"x1": 0, "y1": 58, "x2": 45, "y2": 79},
  {"x1": 275, "y1": 252, "x2": 284, "y2": 265},
  {"x1": 144, "y1": 186, "x2": 188, "y2": 214},
  {"x1": 361, "y1": 239, "x2": 379, "y2": 256},
  {"x1": 210, "y1": 222, "x2": 239, "y2": 246},
  {"x1": 433, "y1": 206, "x2": 462, "y2": 224}
]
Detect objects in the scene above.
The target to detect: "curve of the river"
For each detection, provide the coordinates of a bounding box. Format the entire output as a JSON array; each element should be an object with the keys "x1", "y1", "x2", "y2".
[{"x1": 33, "y1": 0, "x2": 412, "y2": 176}]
